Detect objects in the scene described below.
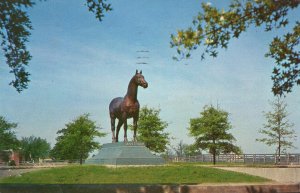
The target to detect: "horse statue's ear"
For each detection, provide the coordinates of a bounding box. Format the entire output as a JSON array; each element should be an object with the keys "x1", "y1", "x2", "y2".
[
  {"x1": 136, "y1": 69, "x2": 138, "y2": 74},
  {"x1": 140, "y1": 70, "x2": 142, "y2": 74}
]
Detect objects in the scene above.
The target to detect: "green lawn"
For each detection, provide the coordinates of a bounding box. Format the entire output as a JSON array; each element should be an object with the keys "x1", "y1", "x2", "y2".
[{"x1": 0, "y1": 164, "x2": 269, "y2": 184}]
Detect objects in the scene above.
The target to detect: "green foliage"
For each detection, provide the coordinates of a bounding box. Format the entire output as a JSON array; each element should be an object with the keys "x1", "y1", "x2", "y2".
[
  {"x1": 8, "y1": 160, "x2": 16, "y2": 166},
  {"x1": 50, "y1": 114, "x2": 106, "y2": 164},
  {"x1": 0, "y1": 1, "x2": 33, "y2": 92},
  {"x1": 256, "y1": 97, "x2": 296, "y2": 160},
  {"x1": 134, "y1": 106, "x2": 170, "y2": 153},
  {"x1": 183, "y1": 143, "x2": 201, "y2": 156},
  {"x1": 0, "y1": 0, "x2": 111, "y2": 92},
  {"x1": 171, "y1": 0, "x2": 300, "y2": 96},
  {"x1": 0, "y1": 116, "x2": 19, "y2": 151},
  {"x1": 20, "y1": 136, "x2": 51, "y2": 162},
  {"x1": 266, "y1": 22, "x2": 300, "y2": 95},
  {"x1": 0, "y1": 165, "x2": 269, "y2": 184},
  {"x1": 188, "y1": 105, "x2": 241, "y2": 164},
  {"x1": 85, "y1": 0, "x2": 112, "y2": 21},
  {"x1": 173, "y1": 140, "x2": 201, "y2": 157},
  {"x1": 0, "y1": 151, "x2": 10, "y2": 163}
]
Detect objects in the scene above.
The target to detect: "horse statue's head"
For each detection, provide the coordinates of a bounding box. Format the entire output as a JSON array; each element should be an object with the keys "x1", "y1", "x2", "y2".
[{"x1": 134, "y1": 70, "x2": 148, "y2": 88}]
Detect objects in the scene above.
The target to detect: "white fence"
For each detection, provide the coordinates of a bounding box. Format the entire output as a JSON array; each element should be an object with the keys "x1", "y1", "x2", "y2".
[
  {"x1": 168, "y1": 154, "x2": 300, "y2": 165},
  {"x1": 2, "y1": 154, "x2": 300, "y2": 166}
]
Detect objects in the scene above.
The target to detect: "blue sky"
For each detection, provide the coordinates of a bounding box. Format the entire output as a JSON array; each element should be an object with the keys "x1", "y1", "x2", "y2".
[{"x1": 0, "y1": 0, "x2": 299, "y2": 154}]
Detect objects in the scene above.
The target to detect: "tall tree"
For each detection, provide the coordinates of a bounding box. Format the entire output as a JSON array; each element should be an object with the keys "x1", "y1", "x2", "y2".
[
  {"x1": 171, "y1": 1, "x2": 300, "y2": 96},
  {"x1": 256, "y1": 97, "x2": 296, "y2": 163},
  {"x1": 173, "y1": 140, "x2": 187, "y2": 157},
  {"x1": 50, "y1": 114, "x2": 106, "y2": 164},
  {"x1": 188, "y1": 105, "x2": 241, "y2": 165},
  {"x1": 0, "y1": 0, "x2": 111, "y2": 92},
  {"x1": 133, "y1": 106, "x2": 170, "y2": 153},
  {"x1": 20, "y1": 136, "x2": 51, "y2": 162},
  {"x1": 0, "y1": 116, "x2": 19, "y2": 151}
]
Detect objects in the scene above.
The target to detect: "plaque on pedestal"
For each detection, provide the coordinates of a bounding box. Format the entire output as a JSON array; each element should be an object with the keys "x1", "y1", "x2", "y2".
[{"x1": 85, "y1": 142, "x2": 165, "y2": 165}]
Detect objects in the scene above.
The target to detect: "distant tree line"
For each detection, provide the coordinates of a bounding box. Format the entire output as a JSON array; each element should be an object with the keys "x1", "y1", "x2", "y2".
[
  {"x1": 0, "y1": 99, "x2": 297, "y2": 165},
  {"x1": 0, "y1": 116, "x2": 51, "y2": 163},
  {"x1": 0, "y1": 114, "x2": 106, "y2": 165}
]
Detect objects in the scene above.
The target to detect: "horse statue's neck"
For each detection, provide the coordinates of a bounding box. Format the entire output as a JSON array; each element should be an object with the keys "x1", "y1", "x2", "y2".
[{"x1": 125, "y1": 77, "x2": 138, "y2": 101}]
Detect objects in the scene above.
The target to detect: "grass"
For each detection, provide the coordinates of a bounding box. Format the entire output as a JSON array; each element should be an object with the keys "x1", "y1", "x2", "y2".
[{"x1": 0, "y1": 163, "x2": 269, "y2": 184}]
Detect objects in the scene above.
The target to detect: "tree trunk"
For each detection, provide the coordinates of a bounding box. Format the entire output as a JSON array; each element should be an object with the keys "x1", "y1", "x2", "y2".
[
  {"x1": 80, "y1": 150, "x2": 83, "y2": 165},
  {"x1": 80, "y1": 156, "x2": 83, "y2": 165},
  {"x1": 278, "y1": 141, "x2": 281, "y2": 165},
  {"x1": 278, "y1": 130, "x2": 281, "y2": 165},
  {"x1": 79, "y1": 142, "x2": 83, "y2": 165},
  {"x1": 212, "y1": 140, "x2": 216, "y2": 165},
  {"x1": 213, "y1": 153, "x2": 216, "y2": 165}
]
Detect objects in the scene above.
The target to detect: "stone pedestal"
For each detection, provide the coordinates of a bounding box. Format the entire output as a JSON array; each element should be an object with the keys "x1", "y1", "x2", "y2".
[{"x1": 85, "y1": 142, "x2": 165, "y2": 165}]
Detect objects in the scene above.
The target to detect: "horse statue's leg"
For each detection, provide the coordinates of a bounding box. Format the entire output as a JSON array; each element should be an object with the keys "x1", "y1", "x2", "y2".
[
  {"x1": 110, "y1": 117, "x2": 116, "y2": 143},
  {"x1": 133, "y1": 116, "x2": 138, "y2": 142},
  {"x1": 123, "y1": 119, "x2": 128, "y2": 142},
  {"x1": 116, "y1": 119, "x2": 123, "y2": 143}
]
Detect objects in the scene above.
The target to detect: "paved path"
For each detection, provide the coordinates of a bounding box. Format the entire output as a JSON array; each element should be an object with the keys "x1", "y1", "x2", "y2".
[
  {"x1": 218, "y1": 167, "x2": 300, "y2": 183},
  {"x1": 0, "y1": 168, "x2": 47, "y2": 179},
  {"x1": 0, "y1": 164, "x2": 70, "y2": 180}
]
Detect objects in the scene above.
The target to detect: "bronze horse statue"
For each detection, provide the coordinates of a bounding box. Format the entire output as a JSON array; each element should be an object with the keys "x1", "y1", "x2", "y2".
[{"x1": 109, "y1": 70, "x2": 148, "y2": 142}]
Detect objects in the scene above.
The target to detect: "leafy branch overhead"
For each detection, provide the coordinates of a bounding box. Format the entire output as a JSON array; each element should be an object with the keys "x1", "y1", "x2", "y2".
[
  {"x1": 0, "y1": 1, "x2": 33, "y2": 92},
  {"x1": 0, "y1": 0, "x2": 111, "y2": 92},
  {"x1": 171, "y1": 0, "x2": 300, "y2": 96},
  {"x1": 266, "y1": 22, "x2": 300, "y2": 95},
  {"x1": 85, "y1": 0, "x2": 112, "y2": 22}
]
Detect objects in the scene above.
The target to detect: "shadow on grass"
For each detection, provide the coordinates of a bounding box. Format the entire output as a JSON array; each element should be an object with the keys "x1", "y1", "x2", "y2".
[
  {"x1": 0, "y1": 184, "x2": 299, "y2": 193},
  {"x1": 0, "y1": 184, "x2": 178, "y2": 193}
]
